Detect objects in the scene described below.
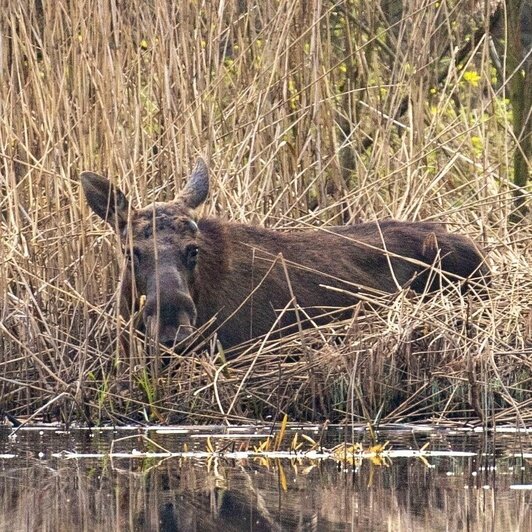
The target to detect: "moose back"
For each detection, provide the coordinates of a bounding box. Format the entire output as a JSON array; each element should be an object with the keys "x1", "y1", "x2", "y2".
[{"x1": 81, "y1": 159, "x2": 489, "y2": 350}]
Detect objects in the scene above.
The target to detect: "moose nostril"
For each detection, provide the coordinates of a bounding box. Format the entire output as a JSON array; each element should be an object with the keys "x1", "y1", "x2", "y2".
[
  {"x1": 157, "y1": 325, "x2": 194, "y2": 349},
  {"x1": 161, "y1": 338, "x2": 176, "y2": 349},
  {"x1": 141, "y1": 288, "x2": 197, "y2": 348},
  {"x1": 175, "y1": 325, "x2": 194, "y2": 343},
  {"x1": 143, "y1": 294, "x2": 197, "y2": 323}
]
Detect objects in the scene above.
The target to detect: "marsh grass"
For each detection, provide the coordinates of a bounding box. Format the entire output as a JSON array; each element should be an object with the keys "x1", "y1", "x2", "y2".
[{"x1": 0, "y1": 0, "x2": 530, "y2": 425}]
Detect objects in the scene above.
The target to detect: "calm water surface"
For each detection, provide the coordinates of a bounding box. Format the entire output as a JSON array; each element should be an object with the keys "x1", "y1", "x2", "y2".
[{"x1": 0, "y1": 424, "x2": 530, "y2": 531}]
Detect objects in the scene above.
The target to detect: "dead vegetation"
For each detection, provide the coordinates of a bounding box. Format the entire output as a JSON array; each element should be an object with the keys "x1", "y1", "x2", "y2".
[{"x1": 0, "y1": 0, "x2": 530, "y2": 426}]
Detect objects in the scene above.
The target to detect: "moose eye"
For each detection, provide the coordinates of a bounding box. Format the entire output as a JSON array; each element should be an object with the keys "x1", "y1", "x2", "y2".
[
  {"x1": 187, "y1": 219, "x2": 199, "y2": 233},
  {"x1": 185, "y1": 245, "x2": 199, "y2": 269}
]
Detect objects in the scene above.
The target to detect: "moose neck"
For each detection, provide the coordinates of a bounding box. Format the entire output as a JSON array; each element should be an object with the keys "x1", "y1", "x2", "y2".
[{"x1": 195, "y1": 218, "x2": 232, "y2": 318}]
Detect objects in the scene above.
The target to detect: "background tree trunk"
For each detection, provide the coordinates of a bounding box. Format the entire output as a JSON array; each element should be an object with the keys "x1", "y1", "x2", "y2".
[{"x1": 507, "y1": 0, "x2": 531, "y2": 220}]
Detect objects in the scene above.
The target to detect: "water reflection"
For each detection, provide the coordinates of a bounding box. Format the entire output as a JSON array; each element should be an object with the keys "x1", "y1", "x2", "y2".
[{"x1": 0, "y1": 426, "x2": 530, "y2": 531}]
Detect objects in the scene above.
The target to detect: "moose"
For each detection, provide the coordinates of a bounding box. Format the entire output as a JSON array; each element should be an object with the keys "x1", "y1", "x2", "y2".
[{"x1": 81, "y1": 159, "x2": 489, "y2": 352}]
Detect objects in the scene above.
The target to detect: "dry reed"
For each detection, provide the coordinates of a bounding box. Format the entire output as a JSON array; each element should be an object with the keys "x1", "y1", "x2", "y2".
[{"x1": 0, "y1": 0, "x2": 530, "y2": 426}]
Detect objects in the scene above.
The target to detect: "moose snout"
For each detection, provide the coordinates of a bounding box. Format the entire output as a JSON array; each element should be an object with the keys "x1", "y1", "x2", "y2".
[{"x1": 142, "y1": 290, "x2": 197, "y2": 348}]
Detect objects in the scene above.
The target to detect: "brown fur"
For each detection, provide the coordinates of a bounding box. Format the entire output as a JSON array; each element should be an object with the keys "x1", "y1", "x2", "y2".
[{"x1": 81, "y1": 160, "x2": 490, "y2": 351}]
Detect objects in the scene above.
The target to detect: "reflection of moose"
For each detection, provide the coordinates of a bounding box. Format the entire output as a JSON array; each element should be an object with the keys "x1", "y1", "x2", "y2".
[{"x1": 82, "y1": 159, "x2": 489, "y2": 350}]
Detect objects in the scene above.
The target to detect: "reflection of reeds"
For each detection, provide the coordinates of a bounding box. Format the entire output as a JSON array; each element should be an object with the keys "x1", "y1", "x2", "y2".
[
  {"x1": 0, "y1": 452, "x2": 527, "y2": 532},
  {"x1": 0, "y1": 1, "x2": 530, "y2": 425}
]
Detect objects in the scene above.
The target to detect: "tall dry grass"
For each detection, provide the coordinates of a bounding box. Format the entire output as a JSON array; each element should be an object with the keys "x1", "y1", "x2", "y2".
[{"x1": 0, "y1": 0, "x2": 530, "y2": 426}]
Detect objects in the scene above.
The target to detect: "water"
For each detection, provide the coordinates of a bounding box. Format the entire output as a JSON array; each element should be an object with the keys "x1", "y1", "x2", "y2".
[{"x1": 0, "y1": 424, "x2": 530, "y2": 531}]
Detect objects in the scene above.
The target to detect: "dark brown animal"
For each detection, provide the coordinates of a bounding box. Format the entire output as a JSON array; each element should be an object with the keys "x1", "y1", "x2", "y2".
[{"x1": 81, "y1": 159, "x2": 489, "y2": 351}]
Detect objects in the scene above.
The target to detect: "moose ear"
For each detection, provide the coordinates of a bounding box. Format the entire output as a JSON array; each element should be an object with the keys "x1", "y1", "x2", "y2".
[
  {"x1": 180, "y1": 158, "x2": 209, "y2": 209},
  {"x1": 81, "y1": 171, "x2": 129, "y2": 232}
]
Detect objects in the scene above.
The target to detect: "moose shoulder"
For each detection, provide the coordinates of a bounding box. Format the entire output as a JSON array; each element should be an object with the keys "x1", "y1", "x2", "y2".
[{"x1": 81, "y1": 159, "x2": 489, "y2": 351}]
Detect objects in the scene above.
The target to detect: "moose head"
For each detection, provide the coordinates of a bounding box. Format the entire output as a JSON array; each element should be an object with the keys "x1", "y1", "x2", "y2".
[{"x1": 81, "y1": 159, "x2": 210, "y2": 348}]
